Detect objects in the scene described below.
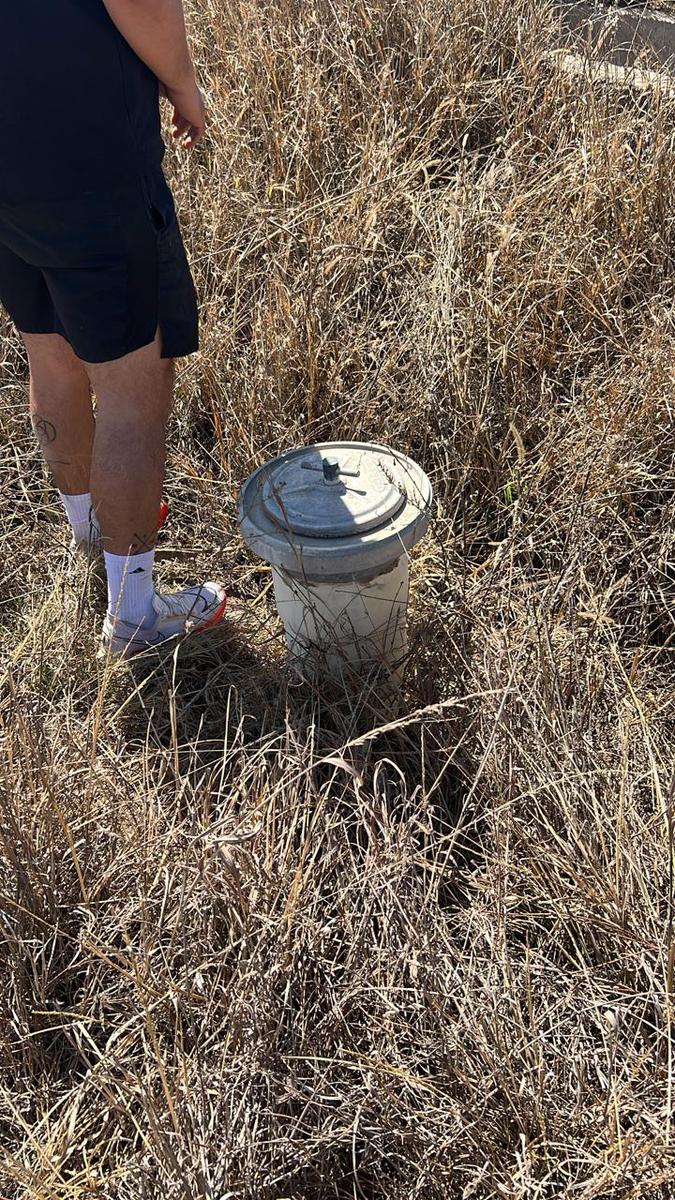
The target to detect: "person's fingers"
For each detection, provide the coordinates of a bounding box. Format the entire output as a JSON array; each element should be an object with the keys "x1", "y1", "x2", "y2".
[
  {"x1": 171, "y1": 110, "x2": 191, "y2": 140},
  {"x1": 185, "y1": 123, "x2": 205, "y2": 148},
  {"x1": 168, "y1": 97, "x2": 206, "y2": 148}
]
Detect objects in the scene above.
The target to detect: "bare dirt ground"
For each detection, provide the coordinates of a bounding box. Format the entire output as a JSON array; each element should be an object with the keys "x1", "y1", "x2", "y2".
[{"x1": 2, "y1": 1, "x2": 675, "y2": 1196}]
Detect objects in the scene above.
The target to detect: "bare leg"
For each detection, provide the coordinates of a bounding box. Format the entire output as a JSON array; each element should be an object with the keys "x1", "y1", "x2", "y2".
[
  {"x1": 83, "y1": 333, "x2": 174, "y2": 557},
  {"x1": 22, "y1": 332, "x2": 94, "y2": 495}
]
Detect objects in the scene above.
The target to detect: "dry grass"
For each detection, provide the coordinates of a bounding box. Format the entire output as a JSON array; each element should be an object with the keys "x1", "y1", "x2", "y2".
[{"x1": 2, "y1": 0, "x2": 675, "y2": 1195}]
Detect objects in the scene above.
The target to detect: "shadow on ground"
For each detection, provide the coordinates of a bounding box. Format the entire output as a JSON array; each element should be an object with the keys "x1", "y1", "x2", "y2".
[{"x1": 108, "y1": 595, "x2": 476, "y2": 905}]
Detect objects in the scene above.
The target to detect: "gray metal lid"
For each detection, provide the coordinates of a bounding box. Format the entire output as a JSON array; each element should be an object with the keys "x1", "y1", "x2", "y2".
[
  {"x1": 238, "y1": 441, "x2": 433, "y2": 581},
  {"x1": 261, "y1": 445, "x2": 406, "y2": 538}
]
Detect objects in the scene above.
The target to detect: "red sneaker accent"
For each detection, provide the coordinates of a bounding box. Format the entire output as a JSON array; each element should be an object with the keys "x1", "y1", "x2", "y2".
[{"x1": 195, "y1": 593, "x2": 228, "y2": 635}]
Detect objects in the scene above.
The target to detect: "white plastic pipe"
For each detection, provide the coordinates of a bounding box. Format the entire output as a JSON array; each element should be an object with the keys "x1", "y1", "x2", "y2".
[{"x1": 271, "y1": 556, "x2": 410, "y2": 676}]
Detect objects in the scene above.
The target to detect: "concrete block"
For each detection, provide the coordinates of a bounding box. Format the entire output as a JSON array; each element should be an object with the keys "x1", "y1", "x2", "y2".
[{"x1": 558, "y1": 1, "x2": 675, "y2": 69}]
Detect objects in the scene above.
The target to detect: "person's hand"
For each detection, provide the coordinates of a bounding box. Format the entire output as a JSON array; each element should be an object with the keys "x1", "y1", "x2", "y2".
[{"x1": 162, "y1": 77, "x2": 206, "y2": 149}]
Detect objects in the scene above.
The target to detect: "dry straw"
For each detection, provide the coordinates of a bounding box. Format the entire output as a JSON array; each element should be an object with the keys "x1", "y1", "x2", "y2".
[{"x1": 2, "y1": 0, "x2": 675, "y2": 1195}]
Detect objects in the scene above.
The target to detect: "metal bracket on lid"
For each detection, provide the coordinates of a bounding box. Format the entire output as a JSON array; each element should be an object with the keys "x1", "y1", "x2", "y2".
[{"x1": 302, "y1": 455, "x2": 361, "y2": 484}]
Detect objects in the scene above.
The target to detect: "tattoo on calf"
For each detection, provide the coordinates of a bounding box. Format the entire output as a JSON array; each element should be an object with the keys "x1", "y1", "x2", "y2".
[
  {"x1": 32, "y1": 416, "x2": 57, "y2": 444},
  {"x1": 132, "y1": 530, "x2": 157, "y2": 553}
]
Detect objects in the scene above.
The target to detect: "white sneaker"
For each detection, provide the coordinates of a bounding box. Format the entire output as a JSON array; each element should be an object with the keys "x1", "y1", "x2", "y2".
[{"x1": 100, "y1": 581, "x2": 228, "y2": 659}]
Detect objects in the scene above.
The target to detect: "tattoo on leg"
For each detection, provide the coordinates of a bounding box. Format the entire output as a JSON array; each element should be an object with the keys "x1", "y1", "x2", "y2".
[
  {"x1": 32, "y1": 416, "x2": 57, "y2": 444},
  {"x1": 132, "y1": 530, "x2": 157, "y2": 553}
]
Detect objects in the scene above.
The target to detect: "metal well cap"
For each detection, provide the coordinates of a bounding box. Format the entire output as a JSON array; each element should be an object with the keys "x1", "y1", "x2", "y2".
[{"x1": 261, "y1": 444, "x2": 406, "y2": 539}]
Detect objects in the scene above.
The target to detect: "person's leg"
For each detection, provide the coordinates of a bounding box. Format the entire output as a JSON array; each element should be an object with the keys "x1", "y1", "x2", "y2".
[
  {"x1": 22, "y1": 330, "x2": 100, "y2": 546},
  {"x1": 84, "y1": 331, "x2": 226, "y2": 654},
  {"x1": 22, "y1": 331, "x2": 94, "y2": 496},
  {"x1": 82, "y1": 332, "x2": 172, "y2": 628},
  {"x1": 84, "y1": 331, "x2": 173, "y2": 558}
]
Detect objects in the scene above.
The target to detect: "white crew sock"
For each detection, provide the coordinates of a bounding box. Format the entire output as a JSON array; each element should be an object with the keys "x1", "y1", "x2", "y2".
[
  {"x1": 104, "y1": 549, "x2": 156, "y2": 628},
  {"x1": 59, "y1": 491, "x2": 101, "y2": 546}
]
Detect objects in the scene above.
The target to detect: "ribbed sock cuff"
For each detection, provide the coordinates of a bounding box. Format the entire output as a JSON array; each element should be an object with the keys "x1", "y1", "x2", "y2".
[
  {"x1": 104, "y1": 549, "x2": 156, "y2": 628},
  {"x1": 59, "y1": 491, "x2": 100, "y2": 545}
]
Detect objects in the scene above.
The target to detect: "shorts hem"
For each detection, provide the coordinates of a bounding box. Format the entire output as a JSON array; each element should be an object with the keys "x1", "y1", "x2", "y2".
[{"x1": 77, "y1": 330, "x2": 200, "y2": 365}]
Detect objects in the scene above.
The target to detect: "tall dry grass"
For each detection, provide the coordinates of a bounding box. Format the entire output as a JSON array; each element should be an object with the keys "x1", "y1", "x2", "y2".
[{"x1": 2, "y1": 0, "x2": 675, "y2": 1195}]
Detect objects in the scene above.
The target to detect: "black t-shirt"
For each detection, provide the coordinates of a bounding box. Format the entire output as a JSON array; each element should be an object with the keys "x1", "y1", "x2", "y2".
[{"x1": 0, "y1": 0, "x2": 164, "y2": 204}]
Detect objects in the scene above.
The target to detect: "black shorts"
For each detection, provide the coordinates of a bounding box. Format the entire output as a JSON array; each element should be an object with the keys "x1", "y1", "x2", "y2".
[{"x1": 0, "y1": 169, "x2": 199, "y2": 363}]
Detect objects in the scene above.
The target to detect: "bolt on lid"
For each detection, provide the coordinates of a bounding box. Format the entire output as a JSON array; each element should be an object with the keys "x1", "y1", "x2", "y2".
[{"x1": 261, "y1": 444, "x2": 407, "y2": 538}]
